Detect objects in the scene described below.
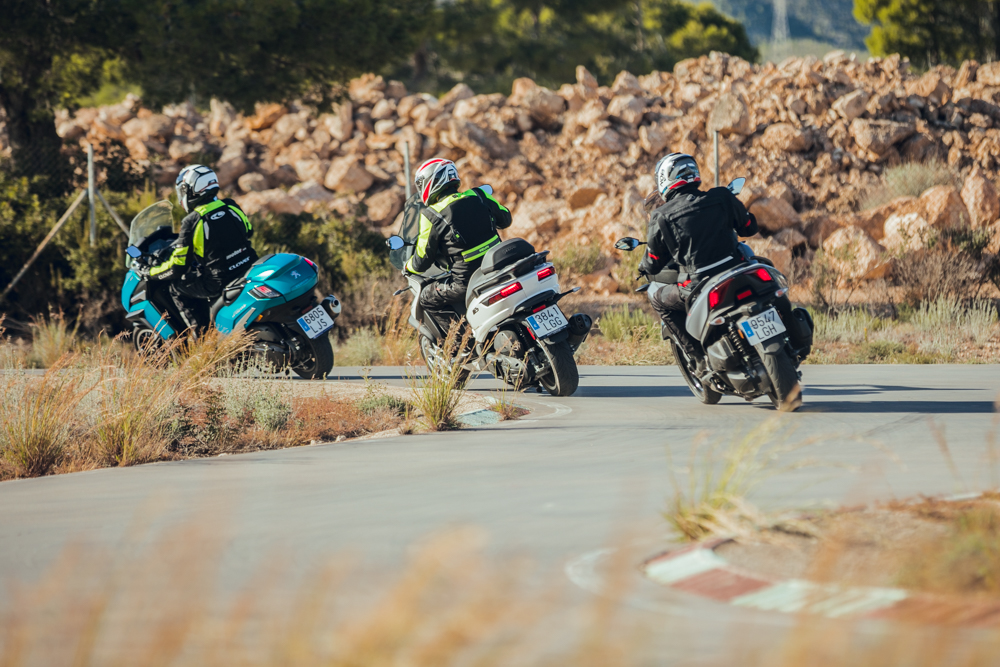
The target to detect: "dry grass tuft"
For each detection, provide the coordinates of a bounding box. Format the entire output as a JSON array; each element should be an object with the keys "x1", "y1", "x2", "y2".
[
  {"x1": 409, "y1": 322, "x2": 471, "y2": 432},
  {"x1": 28, "y1": 309, "x2": 79, "y2": 369},
  {"x1": 336, "y1": 295, "x2": 418, "y2": 366}
]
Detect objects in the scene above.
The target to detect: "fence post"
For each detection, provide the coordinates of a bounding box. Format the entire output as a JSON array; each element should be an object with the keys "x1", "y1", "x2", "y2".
[
  {"x1": 403, "y1": 141, "x2": 412, "y2": 200},
  {"x1": 713, "y1": 130, "x2": 720, "y2": 188},
  {"x1": 87, "y1": 144, "x2": 97, "y2": 246}
]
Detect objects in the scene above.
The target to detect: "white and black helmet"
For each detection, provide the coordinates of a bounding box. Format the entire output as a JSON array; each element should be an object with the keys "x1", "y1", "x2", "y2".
[
  {"x1": 175, "y1": 164, "x2": 220, "y2": 212},
  {"x1": 413, "y1": 158, "x2": 460, "y2": 205},
  {"x1": 655, "y1": 153, "x2": 701, "y2": 194}
]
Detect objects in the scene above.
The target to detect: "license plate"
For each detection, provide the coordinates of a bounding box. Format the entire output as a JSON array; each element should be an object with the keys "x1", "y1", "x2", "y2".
[
  {"x1": 297, "y1": 305, "x2": 335, "y2": 339},
  {"x1": 738, "y1": 308, "x2": 786, "y2": 345},
  {"x1": 526, "y1": 305, "x2": 568, "y2": 336}
]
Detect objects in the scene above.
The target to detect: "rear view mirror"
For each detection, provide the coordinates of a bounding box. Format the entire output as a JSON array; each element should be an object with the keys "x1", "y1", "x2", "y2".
[
  {"x1": 614, "y1": 237, "x2": 642, "y2": 251},
  {"x1": 728, "y1": 177, "x2": 746, "y2": 195},
  {"x1": 386, "y1": 235, "x2": 406, "y2": 251},
  {"x1": 126, "y1": 245, "x2": 142, "y2": 258},
  {"x1": 479, "y1": 184, "x2": 494, "y2": 195}
]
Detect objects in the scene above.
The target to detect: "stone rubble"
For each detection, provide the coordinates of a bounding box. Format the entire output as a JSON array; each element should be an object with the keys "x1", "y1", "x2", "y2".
[{"x1": 37, "y1": 51, "x2": 1000, "y2": 293}]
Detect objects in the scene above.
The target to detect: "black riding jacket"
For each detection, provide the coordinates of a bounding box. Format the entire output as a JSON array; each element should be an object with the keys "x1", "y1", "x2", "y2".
[
  {"x1": 149, "y1": 198, "x2": 257, "y2": 284},
  {"x1": 639, "y1": 184, "x2": 758, "y2": 283},
  {"x1": 405, "y1": 188, "x2": 512, "y2": 284}
]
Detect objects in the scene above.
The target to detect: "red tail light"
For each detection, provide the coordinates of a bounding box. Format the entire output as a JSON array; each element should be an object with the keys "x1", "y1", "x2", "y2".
[
  {"x1": 536, "y1": 266, "x2": 555, "y2": 280},
  {"x1": 708, "y1": 279, "x2": 732, "y2": 309},
  {"x1": 737, "y1": 289, "x2": 753, "y2": 301},
  {"x1": 487, "y1": 281, "x2": 523, "y2": 306},
  {"x1": 304, "y1": 258, "x2": 316, "y2": 269},
  {"x1": 755, "y1": 267, "x2": 772, "y2": 282},
  {"x1": 249, "y1": 285, "x2": 282, "y2": 299}
]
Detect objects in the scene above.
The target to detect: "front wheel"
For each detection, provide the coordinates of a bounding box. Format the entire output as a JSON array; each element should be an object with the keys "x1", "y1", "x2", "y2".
[
  {"x1": 292, "y1": 333, "x2": 334, "y2": 379},
  {"x1": 538, "y1": 340, "x2": 579, "y2": 396},
  {"x1": 671, "y1": 341, "x2": 721, "y2": 405},
  {"x1": 762, "y1": 348, "x2": 802, "y2": 412}
]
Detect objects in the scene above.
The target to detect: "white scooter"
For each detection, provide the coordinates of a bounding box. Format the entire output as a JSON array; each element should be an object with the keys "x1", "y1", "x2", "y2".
[{"x1": 386, "y1": 188, "x2": 590, "y2": 396}]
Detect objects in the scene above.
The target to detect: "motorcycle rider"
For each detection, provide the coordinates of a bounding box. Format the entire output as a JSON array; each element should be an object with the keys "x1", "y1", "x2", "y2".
[
  {"x1": 639, "y1": 153, "x2": 758, "y2": 366},
  {"x1": 144, "y1": 165, "x2": 257, "y2": 330},
  {"x1": 405, "y1": 158, "x2": 512, "y2": 328}
]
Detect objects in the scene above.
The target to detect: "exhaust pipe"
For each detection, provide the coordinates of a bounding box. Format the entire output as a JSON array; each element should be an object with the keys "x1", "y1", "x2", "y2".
[{"x1": 566, "y1": 313, "x2": 592, "y2": 352}]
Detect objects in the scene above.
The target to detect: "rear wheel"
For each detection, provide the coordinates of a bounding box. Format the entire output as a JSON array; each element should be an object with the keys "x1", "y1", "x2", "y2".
[
  {"x1": 671, "y1": 341, "x2": 721, "y2": 405},
  {"x1": 762, "y1": 348, "x2": 802, "y2": 412},
  {"x1": 292, "y1": 333, "x2": 334, "y2": 380},
  {"x1": 538, "y1": 340, "x2": 579, "y2": 397},
  {"x1": 132, "y1": 325, "x2": 164, "y2": 355},
  {"x1": 419, "y1": 334, "x2": 471, "y2": 384}
]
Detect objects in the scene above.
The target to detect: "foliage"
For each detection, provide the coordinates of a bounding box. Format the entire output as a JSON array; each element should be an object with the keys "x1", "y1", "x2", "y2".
[
  {"x1": 408, "y1": 322, "x2": 470, "y2": 431},
  {"x1": 597, "y1": 304, "x2": 659, "y2": 343},
  {"x1": 401, "y1": 0, "x2": 757, "y2": 93},
  {"x1": 552, "y1": 243, "x2": 603, "y2": 276},
  {"x1": 860, "y1": 160, "x2": 956, "y2": 210},
  {"x1": 853, "y1": 0, "x2": 997, "y2": 66}
]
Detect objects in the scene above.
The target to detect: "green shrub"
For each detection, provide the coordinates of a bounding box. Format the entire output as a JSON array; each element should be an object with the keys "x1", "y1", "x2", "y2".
[
  {"x1": 597, "y1": 304, "x2": 659, "y2": 343},
  {"x1": 356, "y1": 393, "x2": 410, "y2": 416},
  {"x1": 552, "y1": 243, "x2": 603, "y2": 276}
]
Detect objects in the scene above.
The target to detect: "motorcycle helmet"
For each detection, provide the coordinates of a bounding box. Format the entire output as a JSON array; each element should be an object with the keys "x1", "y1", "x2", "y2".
[
  {"x1": 414, "y1": 158, "x2": 460, "y2": 205},
  {"x1": 175, "y1": 164, "x2": 220, "y2": 213},
  {"x1": 655, "y1": 153, "x2": 701, "y2": 194}
]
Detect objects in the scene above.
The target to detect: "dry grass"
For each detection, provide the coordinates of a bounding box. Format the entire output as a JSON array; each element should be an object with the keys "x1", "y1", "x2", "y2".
[
  {"x1": 408, "y1": 322, "x2": 471, "y2": 431},
  {"x1": 664, "y1": 418, "x2": 821, "y2": 542},
  {"x1": 336, "y1": 295, "x2": 418, "y2": 366},
  {"x1": 860, "y1": 159, "x2": 957, "y2": 210},
  {"x1": 27, "y1": 309, "x2": 79, "y2": 369},
  {"x1": 576, "y1": 304, "x2": 674, "y2": 366}
]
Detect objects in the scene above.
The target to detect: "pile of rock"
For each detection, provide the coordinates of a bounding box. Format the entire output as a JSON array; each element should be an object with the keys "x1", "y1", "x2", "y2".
[{"x1": 49, "y1": 50, "x2": 1000, "y2": 293}]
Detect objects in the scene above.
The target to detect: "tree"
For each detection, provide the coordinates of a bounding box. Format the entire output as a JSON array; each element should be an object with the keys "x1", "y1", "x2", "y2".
[
  {"x1": 853, "y1": 0, "x2": 997, "y2": 66},
  {"x1": 403, "y1": 0, "x2": 757, "y2": 94},
  {"x1": 0, "y1": 0, "x2": 431, "y2": 181}
]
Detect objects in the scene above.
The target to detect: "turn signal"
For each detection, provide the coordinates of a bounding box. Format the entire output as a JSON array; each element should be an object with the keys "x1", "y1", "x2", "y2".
[
  {"x1": 249, "y1": 285, "x2": 282, "y2": 299},
  {"x1": 487, "y1": 281, "x2": 523, "y2": 306},
  {"x1": 536, "y1": 266, "x2": 555, "y2": 280}
]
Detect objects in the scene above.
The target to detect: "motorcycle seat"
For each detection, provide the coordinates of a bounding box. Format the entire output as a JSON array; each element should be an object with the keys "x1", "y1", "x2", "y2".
[
  {"x1": 481, "y1": 238, "x2": 535, "y2": 274},
  {"x1": 209, "y1": 274, "x2": 250, "y2": 324}
]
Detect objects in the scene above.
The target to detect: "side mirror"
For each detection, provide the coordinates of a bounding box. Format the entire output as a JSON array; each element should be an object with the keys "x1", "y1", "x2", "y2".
[
  {"x1": 614, "y1": 237, "x2": 642, "y2": 251},
  {"x1": 479, "y1": 184, "x2": 494, "y2": 196},
  {"x1": 386, "y1": 235, "x2": 406, "y2": 251},
  {"x1": 728, "y1": 177, "x2": 746, "y2": 195},
  {"x1": 126, "y1": 245, "x2": 143, "y2": 258}
]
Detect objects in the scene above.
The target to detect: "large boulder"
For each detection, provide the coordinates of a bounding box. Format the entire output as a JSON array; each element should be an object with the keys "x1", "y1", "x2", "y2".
[
  {"x1": 849, "y1": 119, "x2": 916, "y2": 156},
  {"x1": 611, "y1": 70, "x2": 643, "y2": 96},
  {"x1": 639, "y1": 123, "x2": 669, "y2": 155},
  {"x1": 215, "y1": 141, "x2": 251, "y2": 188},
  {"x1": 325, "y1": 102, "x2": 354, "y2": 142},
  {"x1": 581, "y1": 122, "x2": 627, "y2": 154},
  {"x1": 822, "y1": 226, "x2": 890, "y2": 281},
  {"x1": 749, "y1": 196, "x2": 801, "y2": 232},
  {"x1": 882, "y1": 211, "x2": 932, "y2": 253},
  {"x1": 977, "y1": 61, "x2": 1000, "y2": 86},
  {"x1": 248, "y1": 103, "x2": 286, "y2": 131},
  {"x1": 707, "y1": 93, "x2": 751, "y2": 136},
  {"x1": 509, "y1": 78, "x2": 565, "y2": 128},
  {"x1": 238, "y1": 188, "x2": 304, "y2": 216},
  {"x1": 566, "y1": 184, "x2": 606, "y2": 210},
  {"x1": 238, "y1": 172, "x2": 269, "y2": 193},
  {"x1": 919, "y1": 185, "x2": 968, "y2": 229},
  {"x1": 209, "y1": 99, "x2": 237, "y2": 137},
  {"x1": 365, "y1": 187, "x2": 405, "y2": 226},
  {"x1": 324, "y1": 155, "x2": 374, "y2": 193},
  {"x1": 961, "y1": 168, "x2": 1000, "y2": 228},
  {"x1": 509, "y1": 199, "x2": 568, "y2": 237},
  {"x1": 606, "y1": 95, "x2": 646, "y2": 127},
  {"x1": 448, "y1": 118, "x2": 513, "y2": 160},
  {"x1": 760, "y1": 123, "x2": 812, "y2": 152},
  {"x1": 831, "y1": 90, "x2": 870, "y2": 121},
  {"x1": 289, "y1": 181, "x2": 335, "y2": 214}
]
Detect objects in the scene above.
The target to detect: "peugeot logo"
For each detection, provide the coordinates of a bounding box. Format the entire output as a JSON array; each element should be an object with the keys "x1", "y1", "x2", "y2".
[{"x1": 291, "y1": 271, "x2": 301, "y2": 279}]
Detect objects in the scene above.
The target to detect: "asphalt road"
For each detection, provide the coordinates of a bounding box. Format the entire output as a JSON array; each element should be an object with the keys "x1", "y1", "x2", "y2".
[{"x1": 1, "y1": 364, "x2": 998, "y2": 660}]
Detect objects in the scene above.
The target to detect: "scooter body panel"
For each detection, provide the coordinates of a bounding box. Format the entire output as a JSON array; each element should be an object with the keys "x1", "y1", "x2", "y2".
[
  {"x1": 216, "y1": 254, "x2": 318, "y2": 334},
  {"x1": 121, "y1": 270, "x2": 177, "y2": 339},
  {"x1": 466, "y1": 262, "x2": 559, "y2": 341}
]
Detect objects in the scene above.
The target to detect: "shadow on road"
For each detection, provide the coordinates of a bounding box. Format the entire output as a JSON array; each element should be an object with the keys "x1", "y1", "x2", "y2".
[
  {"x1": 805, "y1": 384, "x2": 967, "y2": 396},
  {"x1": 573, "y1": 386, "x2": 693, "y2": 398},
  {"x1": 797, "y1": 401, "x2": 997, "y2": 414}
]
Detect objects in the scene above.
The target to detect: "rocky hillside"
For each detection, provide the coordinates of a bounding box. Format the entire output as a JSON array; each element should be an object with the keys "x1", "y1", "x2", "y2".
[{"x1": 44, "y1": 50, "x2": 1000, "y2": 294}]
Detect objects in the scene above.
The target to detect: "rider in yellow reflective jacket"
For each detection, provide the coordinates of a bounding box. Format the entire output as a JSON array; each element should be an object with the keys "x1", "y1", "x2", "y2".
[{"x1": 405, "y1": 158, "x2": 511, "y2": 327}]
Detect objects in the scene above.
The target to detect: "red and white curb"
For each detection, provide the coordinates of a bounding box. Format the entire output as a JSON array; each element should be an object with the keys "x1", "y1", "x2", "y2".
[{"x1": 643, "y1": 539, "x2": 912, "y2": 621}]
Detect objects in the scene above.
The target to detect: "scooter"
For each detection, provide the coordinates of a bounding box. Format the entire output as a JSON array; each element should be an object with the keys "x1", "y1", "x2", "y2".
[
  {"x1": 615, "y1": 177, "x2": 813, "y2": 410},
  {"x1": 121, "y1": 200, "x2": 341, "y2": 379},
  {"x1": 386, "y1": 187, "x2": 591, "y2": 396}
]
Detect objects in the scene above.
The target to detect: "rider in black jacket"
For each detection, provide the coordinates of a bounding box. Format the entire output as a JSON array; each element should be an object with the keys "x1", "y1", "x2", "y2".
[{"x1": 639, "y1": 153, "x2": 758, "y2": 363}]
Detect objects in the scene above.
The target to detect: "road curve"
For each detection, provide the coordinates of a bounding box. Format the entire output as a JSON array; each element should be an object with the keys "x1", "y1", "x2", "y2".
[{"x1": 1, "y1": 365, "x2": 998, "y2": 656}]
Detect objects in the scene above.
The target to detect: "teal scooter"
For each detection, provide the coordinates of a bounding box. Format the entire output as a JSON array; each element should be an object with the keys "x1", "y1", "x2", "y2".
[{"x1": 121, "y1": 200, "x2": 340, "y2": 379}]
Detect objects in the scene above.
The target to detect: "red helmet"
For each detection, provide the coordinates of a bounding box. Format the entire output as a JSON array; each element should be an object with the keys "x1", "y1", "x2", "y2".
[{"x1": 414, "y1": 158, "x2": 460, "y2": 204}]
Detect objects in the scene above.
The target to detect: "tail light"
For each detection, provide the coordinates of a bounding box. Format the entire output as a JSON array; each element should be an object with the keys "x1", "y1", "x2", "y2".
[
  {"x1": 708, "y1": 279, "x2": 732, "y2": 309},
  {"x1": 249, "y1": 285, "x2": 282, "y2": 299},
  {"x1": 487, "y1": 282, "x2": 522, "y2": 306},
  {"x1": 736, "y1": 289, "x2": 753, "y2": 301},
  {"x1": 536, "y1": 266, "x2": 555, "y2": 280},
  {"x1": 303, "y1": 258, "x2": 316, "y2": 270},
  {"x1": 754, "y1": 267, "x2": 772, "y2": 282}
]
